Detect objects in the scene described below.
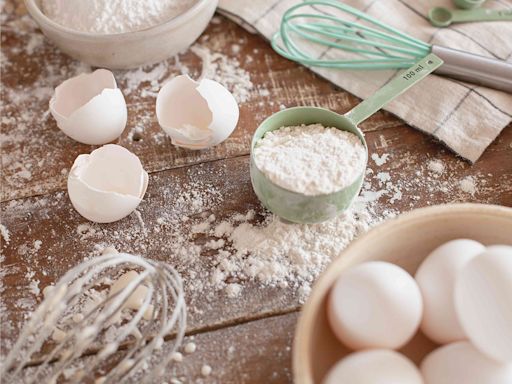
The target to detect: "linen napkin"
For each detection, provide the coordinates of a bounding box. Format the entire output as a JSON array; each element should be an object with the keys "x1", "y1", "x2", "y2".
[{"x1": 218, "y1": 0, "x2": 512, "y2": 162}]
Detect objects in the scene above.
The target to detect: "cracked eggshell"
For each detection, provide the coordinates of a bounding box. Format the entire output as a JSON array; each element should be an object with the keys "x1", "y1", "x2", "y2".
[
  {"x1": 156, "y1": 75, "x2": 239, "y2": 149},
  {"x1": 50, "y1": 69, "x2": 127, "y2": 145},
  {"x1": 67, "y1": 144, "x2": 148, "y2": 223}
]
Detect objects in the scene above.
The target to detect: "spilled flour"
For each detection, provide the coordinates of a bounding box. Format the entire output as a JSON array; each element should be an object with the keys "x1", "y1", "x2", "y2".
[
  {"x1": 196, "y1": 200, "x2": 379, "y2": 301},
  {"x1": 191, "y1": 45, "x2": 254, "y2": 103},
  {"x1": 0, "y1": 224, "x2": 10, "y2": 245},
  {"x1": 459, "y1": 176, "x2": 477, "y2": 196}
]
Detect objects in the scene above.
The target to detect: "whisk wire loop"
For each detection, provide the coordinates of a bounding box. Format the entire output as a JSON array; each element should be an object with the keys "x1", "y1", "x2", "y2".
[
  {"x1": 2, "y1": 253, "x2": 187, "y2": 384},
  {"x1": 273, "y1": 0, "x2": 431, "y2": 69}
]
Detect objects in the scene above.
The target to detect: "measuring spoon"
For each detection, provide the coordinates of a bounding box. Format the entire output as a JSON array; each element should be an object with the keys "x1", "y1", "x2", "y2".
[
  {"x1": 250, "y1": 54, "x2": 443, "y2": 224},
  {"x1": 454, "y1": 0, "x2": 486, "y2": 10},
  {"x1": 429, "y1": 7, "x2": 512, "y2": 27}
]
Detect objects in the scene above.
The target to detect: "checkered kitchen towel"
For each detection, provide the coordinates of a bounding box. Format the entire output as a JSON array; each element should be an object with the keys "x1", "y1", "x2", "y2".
[{"x1": 218, "y1": 0, "x2": 512, "y2": 162}]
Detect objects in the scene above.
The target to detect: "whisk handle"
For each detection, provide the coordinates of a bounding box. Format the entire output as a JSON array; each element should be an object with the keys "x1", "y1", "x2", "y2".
[{"x1": 432, "y1": 45, "x2": 512, "y2": 92}]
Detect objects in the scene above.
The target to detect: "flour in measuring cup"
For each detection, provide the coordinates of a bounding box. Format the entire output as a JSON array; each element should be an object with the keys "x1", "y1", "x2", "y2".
[
  {"x1": 253, "y1": 124, "x2": 366, "y2": 196},
  {"x1": 42, "y1": 0, "x2": 197, "y2": 34}
]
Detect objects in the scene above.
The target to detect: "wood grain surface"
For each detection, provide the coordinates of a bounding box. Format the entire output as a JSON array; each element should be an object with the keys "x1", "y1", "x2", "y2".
[{"x1": 1, "y1": 0, "x2": 511, "y2": 382}]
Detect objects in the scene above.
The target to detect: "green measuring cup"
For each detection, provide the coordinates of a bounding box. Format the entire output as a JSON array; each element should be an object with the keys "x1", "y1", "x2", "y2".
[
  {"x1": 250, "y1": 54, "x2": 443, "y2": 224},
  {"x1": 429, "y1": 7, "x2": 512, "y2": 27}
]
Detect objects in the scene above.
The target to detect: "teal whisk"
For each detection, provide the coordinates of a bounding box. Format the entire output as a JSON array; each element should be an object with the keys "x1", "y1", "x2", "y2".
[{"x1": 271, "y1": 1, "x2": 512, "y2": 92}]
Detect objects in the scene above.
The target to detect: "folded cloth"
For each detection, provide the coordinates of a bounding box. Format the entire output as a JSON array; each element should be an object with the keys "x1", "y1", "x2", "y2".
[{"x1": 218, "y1": 0, "x2": 512, "y2": 162}]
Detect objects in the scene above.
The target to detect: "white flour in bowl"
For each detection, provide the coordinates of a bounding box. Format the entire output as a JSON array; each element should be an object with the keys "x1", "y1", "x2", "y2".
[
  {"x1": 42, "y1": 0, "x2": 197, "y2": 34},
  {"x1": 253, "y1": 124, "x2": 366, "y2": 196}
]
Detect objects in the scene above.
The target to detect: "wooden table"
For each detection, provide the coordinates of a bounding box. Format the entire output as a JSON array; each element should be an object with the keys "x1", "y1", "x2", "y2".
[{"x1": 1, "y1": 1, "x2": 511, "y2": 382}]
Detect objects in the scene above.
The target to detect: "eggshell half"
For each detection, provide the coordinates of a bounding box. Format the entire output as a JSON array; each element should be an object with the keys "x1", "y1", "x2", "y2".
[
  {"x1": 156, "y1": 75, "x2": 239, "y2": 149},
  {"x1": 415, "y1": 239, "x2": 485, "y2": 344},
  {"x1": 50, "y1": 69, "x2": 127, "y2": 145},
  {"x1": 67, "y1": 144, "x2": 148, "y2": 223},
  {"x1": 421, "y1": 341, "x2": 512, "y2": 384},
  {"x1": 327, "y1": 261, "x2": 423, "y2": 350},
  {"x1": 455, "y1": 246, "x2": 512, "y2": 362},
  {"x1": 323, "y1": 349, "x2": 423, "y2": 384}
]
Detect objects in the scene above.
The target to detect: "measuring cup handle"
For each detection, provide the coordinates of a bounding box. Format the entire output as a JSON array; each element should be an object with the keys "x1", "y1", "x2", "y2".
[
  {"x1": 432, "y1": 45, "x2": 512, "y2": 93},
  {"x1": 344, "y1": 53, "x2": 443, "y2": 125}
]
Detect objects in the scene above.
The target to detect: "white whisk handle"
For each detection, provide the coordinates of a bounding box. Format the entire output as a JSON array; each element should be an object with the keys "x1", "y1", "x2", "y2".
[{"x1": 432, "y1": 45, "x2": 512, "y2": 92}]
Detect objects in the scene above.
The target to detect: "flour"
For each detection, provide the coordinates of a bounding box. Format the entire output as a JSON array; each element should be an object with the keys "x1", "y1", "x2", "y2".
[
  {"x1": 42, "y1": 0, "x2": 196, "y2": 34},
  {"x1": 121, "y1": 44, "x2": 255, "y2": 103},
  {"x1": 459, "y1": 176, "x2": 478, "y2": 196},
  {"x1": 191, "y1": 45, "x2": 254, "y2": 103},
  {"x1": 171, "y1": 352, "x2": 183, "y2": 362},
  {"x1": 0, "y1": 224, "x2": 10, "y2": 245},
  {"x1": 254, "y1": 124, "x2": 366, "y2": 196},
  {"x1": 427, "y1": 159, "x2": 445, "y2": 175},
  {"x1": 371, "y1": 153, "x2": 390, "y2": 166},
  {"x1": 184, "y1": 342, "x2": 197, "y2": 354},
  {"x1": 201, "y1": 199, "x2": 380, "y2": 302},
  {"x1": 76, "y1": 223, "x2": 97, "y2": 240},
  {"x1": 201, "y1": 364, "x2": 212, "y2": 377}
]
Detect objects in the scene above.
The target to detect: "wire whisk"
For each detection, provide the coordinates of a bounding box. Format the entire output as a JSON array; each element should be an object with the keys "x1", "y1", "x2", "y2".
[
  {"x1": 2, "y1": 253, "x2": 187, "y2": 384},
  {"x1": 271, "y1": 0, "x2": 512, "y2": 92}
]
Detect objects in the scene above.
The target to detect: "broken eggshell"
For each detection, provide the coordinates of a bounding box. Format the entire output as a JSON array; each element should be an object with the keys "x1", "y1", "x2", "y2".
[
  {"x1": 50, "y1": 69, "x2": 127, "y2": 145},
  {"x1": 68, "y1": 144, "x2": 148, "y2": 223},
  {"x1": 156, "y1": 75, "x2": 239, "y2": 149}
]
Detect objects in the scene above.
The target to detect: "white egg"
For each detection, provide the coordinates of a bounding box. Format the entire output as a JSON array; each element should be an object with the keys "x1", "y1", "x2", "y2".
[
  {"x1": 415, "y1": 239, "x2": 485, "y2": 344},
  {"x1": 50, "y1": 69, "x2": 127, "y2": 145},
  {"x1": 421, "y1": 341, "x2": 512, "y2": 384},
  {"x1": 323, "y1": 349, "x2": 423, "y2": 384},
  {"x1": 156, "y1": 75, "x2": 239, "y2": 150},
  {"x1": 67, "y1": 144, "x2": 148, "y2": 223},
  {"x1": 327, "y1": 261, "x2": 422, "y2": 350},
  {"x1": 455, "y1": 245, "x2": 512, "y2": 362}
]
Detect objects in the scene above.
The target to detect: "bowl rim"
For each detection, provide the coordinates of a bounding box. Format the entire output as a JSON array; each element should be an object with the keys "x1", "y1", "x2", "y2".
[
  {"x1": 292, "y1": 202, "x2": 512, "y2": 384},
  {"x1": 24, "y1": 0, "x2": 216, "y2": 39}
]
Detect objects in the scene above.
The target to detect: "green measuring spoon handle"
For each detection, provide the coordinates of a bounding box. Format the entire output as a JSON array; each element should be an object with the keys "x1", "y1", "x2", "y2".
[
  {"x1": 451, "y1": 7, "x2": 512, "y2": 23},
  {"x1": 432, "y1": 45, "x2": 512, "y2": 93},
  {"x1": 345, "y1": 54, "x2": 443, "y2": 125},
  {"x1": 454, "y1": 0, "x2": 486, "y2": 10}
]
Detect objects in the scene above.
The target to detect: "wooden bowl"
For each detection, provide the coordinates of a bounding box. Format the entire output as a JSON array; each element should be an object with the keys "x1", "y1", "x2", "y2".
[{"x1": 293, "y1": 203, "x2": 512, "y2": 384}]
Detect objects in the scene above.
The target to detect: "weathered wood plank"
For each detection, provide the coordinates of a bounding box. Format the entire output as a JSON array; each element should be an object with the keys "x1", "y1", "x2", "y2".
[
  {"x1": 153, "y1": 311, "x2": 297, "y2": 384},
  {"x1": 2, "y1": 1, "x2": 511, "y2": 382},
  {"x1": 18, "y1": 312, "x2": 298, "y2": 383},
  {"x1": 2, "y1": 124, "x2": 511, "y2": 357}
]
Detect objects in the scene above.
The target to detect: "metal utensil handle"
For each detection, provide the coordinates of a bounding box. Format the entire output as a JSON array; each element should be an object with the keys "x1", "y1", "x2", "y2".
[{"x1": 432, "y1": 45, "x2": 512, "y2": 92}]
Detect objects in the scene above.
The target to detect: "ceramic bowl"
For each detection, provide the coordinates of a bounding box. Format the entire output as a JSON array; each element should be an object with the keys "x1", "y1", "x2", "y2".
[
  {"x1": 250, "y1": 107, "x2": 367, "y2": 224},
  {"x1": 293, "y1": 203, "x2": 512, "y2": 384},
  {"x1": 24, "y1": 0, "x2": 218, "y2": 69}
]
